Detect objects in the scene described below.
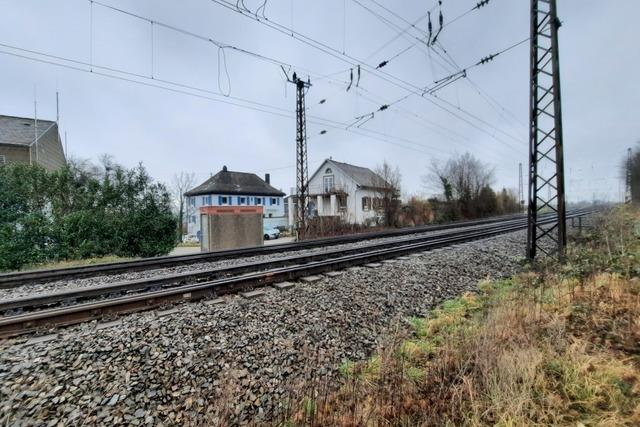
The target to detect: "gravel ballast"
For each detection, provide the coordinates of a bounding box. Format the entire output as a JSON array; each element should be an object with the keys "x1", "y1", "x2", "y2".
[
  {"x1": 1, "y1": 230, "x2": 529, "y2": 425},
  {"x1": 0, "y1": 220, "x2": 523, "y2": 301}
]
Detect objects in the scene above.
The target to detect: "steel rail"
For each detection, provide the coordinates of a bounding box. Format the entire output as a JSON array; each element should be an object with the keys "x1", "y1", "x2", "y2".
[
  {"x1": 0, "y1": 211, "x2": 592, "y2": 338},
  {"x1": 0, "y1": 213, "x2": 532, "y2": 288},
  {"x1": 0, "y1": 216, "x2": 536, "y2": 314}
]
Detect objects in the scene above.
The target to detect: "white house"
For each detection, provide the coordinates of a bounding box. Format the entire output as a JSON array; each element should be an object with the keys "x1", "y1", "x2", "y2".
[
  {"x1": 288, "y1": 159, "x2": 389, "y2": 226},
  {"x1": 185, "y1": 166, "x2": 286, "y2": 239}
]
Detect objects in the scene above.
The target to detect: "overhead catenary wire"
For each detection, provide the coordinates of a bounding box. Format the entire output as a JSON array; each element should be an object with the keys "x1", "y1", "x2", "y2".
[
  {"x1": 374, "y1": 0, "x2": 494, "y2": 69},
  {"x1": 87, "y1": 0, "x2": 358, "y2": 95},
  {"x1": 11, "y1": 0, "x2": 491, "y2": 157},
  {"x1": 431, "y1": 37, "x2": 530, "y2": 86},
  {"x1": 317, "y1": 76, "x2": 526, "y2": 164},
  {"x1": 335, "y1": 32, "x2": 530, "y2": 150},
  {"x1": 363, "y1": 9, "x2": 431, "y2": 61},
  {"x1": 0, "y1": 43, "x2": 460, "y2": 157},
  {"x1": 207, "y1": 0, "x2": 526, "y2": 149},
  {"x1": 14, "y1": 0, "x2": 527, "y2": 160},
  {"x1": 430, "y1": 39, "x2": 528, "y2": 131}
]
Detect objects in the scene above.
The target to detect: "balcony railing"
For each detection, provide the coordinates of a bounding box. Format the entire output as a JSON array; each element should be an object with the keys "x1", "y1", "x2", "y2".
[{"x1": 308, "y1": 183, "x2": 348, "y2": 195}]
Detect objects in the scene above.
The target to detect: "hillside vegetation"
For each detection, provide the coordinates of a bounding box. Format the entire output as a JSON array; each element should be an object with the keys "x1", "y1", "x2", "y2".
[{"x1": 295, "y1": 207, "x2": 640, "y2": 426}]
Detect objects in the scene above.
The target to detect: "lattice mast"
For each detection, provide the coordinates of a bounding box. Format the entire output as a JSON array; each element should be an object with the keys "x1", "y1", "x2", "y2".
[
  {"x1": 287, "y1": 71, "x2": 311, "y2": 240},
  {"x1": 527, "y1": 0, "x2": 567, "y2": 259}
]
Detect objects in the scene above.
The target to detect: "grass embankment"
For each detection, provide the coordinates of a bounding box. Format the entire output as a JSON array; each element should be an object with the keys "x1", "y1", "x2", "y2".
[
  {"x1": 296, "y1": 207, "x2": 640, "y2": 426},
  {"x1": 18, "y1": 255, "x2": 135, "y2": 272},
  {"x1": 17, "y1": 243, "x2": 198, "y2": 272}
]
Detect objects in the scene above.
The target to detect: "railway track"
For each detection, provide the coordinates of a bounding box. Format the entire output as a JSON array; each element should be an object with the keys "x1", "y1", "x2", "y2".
[
  {"x1": 0, "y1": 213, "x2": 533, "y2": 288},
  {"x1": 0, "y1": 210, "x2": 592, "y2": 338}
]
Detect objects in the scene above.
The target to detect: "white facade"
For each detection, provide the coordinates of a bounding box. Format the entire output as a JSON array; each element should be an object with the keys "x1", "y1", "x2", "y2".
[
  {"x1": 288, "y1": 159, "x2": 386, "y2": 226},
  {"x1": 187, "y1": 194, "x2": 284, "y2": 238}
]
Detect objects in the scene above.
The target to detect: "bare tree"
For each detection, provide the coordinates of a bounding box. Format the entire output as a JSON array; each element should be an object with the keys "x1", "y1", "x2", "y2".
[
  {"x1": 423, "y1": 152, "x2": 496, "y2": 219},
  {"x1": 372, "y1": 161, "x2": 402, "y2": 227},
  {"x1": 171, "y1": 172, "x2": 196, "y2": 240}
]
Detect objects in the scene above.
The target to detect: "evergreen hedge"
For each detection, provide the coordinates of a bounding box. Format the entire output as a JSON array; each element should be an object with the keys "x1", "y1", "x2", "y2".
[{"x1": 0, "y1": 161, "x2": 177, "y2": 271}]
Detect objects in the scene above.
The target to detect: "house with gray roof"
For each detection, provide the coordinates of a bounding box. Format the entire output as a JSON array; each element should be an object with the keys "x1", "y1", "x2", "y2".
[
  {"x1": 0, "y1": 115, "x2": 66, "y2": 171},
  {"x1": 290, "y1": 158, "x2": 390, "y2": 226},
  {"x1": 184, "y1": 166, "x2": 286, "y2": 238}
]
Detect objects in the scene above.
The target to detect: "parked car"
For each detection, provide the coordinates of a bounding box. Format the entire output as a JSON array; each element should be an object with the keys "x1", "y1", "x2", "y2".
[
  {"x1": 263, "y1": 226, "x2": 280, "y2": 240},
  {"x1": 182, "y1": 234, "x2": 199, "y2": 244}
]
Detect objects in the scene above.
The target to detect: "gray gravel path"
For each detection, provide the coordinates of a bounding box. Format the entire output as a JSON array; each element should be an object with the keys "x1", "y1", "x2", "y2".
[{"x1": 0, "y1": 230, "x2": 528, "y2": 425}]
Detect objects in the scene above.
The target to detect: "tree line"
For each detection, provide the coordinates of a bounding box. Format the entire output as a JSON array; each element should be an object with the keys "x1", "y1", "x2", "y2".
[
  {"x1": 0, "y1": 159, "x2": 176, "y2": 271},
  {"x1": 371, "y1": 153, "x2": 522, "y2": 228}
]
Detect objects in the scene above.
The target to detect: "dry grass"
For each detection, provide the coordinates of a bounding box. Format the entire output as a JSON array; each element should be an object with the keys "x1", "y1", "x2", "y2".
[
  {"x1": 290, "y1": 207, "x2": 640, "y2": 426},
  {"x1": 20, "y1": 254, "x2": 135, "y2": 271}
]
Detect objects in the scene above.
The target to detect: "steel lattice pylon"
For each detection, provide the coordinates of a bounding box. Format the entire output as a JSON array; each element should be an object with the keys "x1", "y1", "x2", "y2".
[
  {"x1": 527, "y1": 0, "x2": 567, "y2": 259},
  {"x1": 293, "y1": 73, "x2": 310, "y2": 240}
]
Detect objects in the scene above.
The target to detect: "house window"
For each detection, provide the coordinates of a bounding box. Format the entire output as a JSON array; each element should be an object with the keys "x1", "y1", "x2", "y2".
[
  {"x1": 189, "y1": 197, "x2": 196, "y2": 207},
  {"x1": 325, "y1": 167, "x2": 332, "y2": 174},
  {"x1": 362, "y1": 196, "x2": 371, "y2": 211},
  {"x1": 255, "y1": 197, "x2": 262, "y2": 205},
  {"x1": 202, "y1": 195, "x2": 212, "y2": 205},
  {"x1": 323, "y1": 175, "x2": 334, "y2": 192},
  {"x1": 219, "y1": 196, "x2": 230, "y2": 205},
  {"x1": 238, "y1": 196, "x2": 247, "y2": 205},
  {"x1": 270, "y1": 197, "x2": 277, "y2": 205},
  {"x1": 338, "y1": 195, "x2": 347, "y2": 210},
  {"x1": 189, "y1": 215, "x2": 196, "y2": 223}
]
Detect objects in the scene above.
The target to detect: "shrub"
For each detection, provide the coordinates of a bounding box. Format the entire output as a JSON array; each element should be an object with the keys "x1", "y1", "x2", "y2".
[{"x1": 0, "y1": 161, "x2": 176, "y2": 270}]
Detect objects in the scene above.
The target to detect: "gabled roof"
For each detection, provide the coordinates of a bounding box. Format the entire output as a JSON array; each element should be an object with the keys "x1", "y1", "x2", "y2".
[
  {"x1": 310, "y1": 159, "x2": 389, "y2": 189},
  {"x1": 0, "y1": 115, "x2": 58, "y2": 147},
  {"x1": 185, "y1": 166, "x2": 285, "y2": 197}
]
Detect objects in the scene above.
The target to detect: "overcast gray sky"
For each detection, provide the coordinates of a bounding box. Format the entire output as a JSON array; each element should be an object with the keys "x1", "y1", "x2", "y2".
[{"x1": 0, "y1": 0, "x2": 637, "y2": 202}]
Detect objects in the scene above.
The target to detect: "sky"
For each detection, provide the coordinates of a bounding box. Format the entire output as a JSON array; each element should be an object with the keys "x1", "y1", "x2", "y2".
[{"x1": 0, "y1": 0, "x2": 637, "y2": 203}]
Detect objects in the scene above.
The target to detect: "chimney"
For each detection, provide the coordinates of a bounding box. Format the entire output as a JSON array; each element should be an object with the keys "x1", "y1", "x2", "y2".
[
  {"x1": 265, "y1": 173, "x2": 270, "y2": 184},
  {"x1": 222, "y1": 165, "x2": 228, "y2": 172}
]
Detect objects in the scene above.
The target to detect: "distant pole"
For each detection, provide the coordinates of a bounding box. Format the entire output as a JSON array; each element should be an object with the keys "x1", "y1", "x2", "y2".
[
  {"x1": 625, "y1": 147, "x2": 632, "y2": 204},
  {"x1": 33, "y1": 89, "x2": 38, "y2": 164},
  {"x1": 283, "y1": 68, "x2": 312, "y2": 240},
  {"x1": 65, "y1": 131, "x2": 68, "y2": 157},
  {"x1": 518, "y1": 162, "x2": 524, "y2": 212},
  {"x1": 56, "y1": 91, "x2": 60, "y2": 123},
  {"x1": 527, "y1": 0, "x2": 567, "y2": 260}
]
